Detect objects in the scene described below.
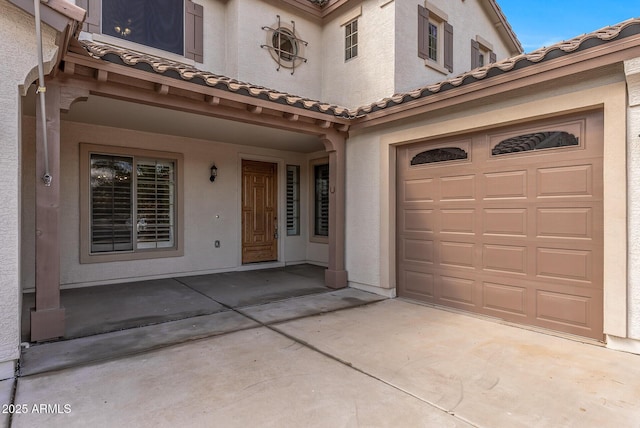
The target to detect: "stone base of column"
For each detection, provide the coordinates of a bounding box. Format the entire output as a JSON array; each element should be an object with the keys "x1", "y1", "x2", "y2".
[
  {"x1": 325, "y1": 269, "x2": 348, "y2": 289},
  {"x1": 30, "y1": 308, "x2": 65, "y2": 342}
]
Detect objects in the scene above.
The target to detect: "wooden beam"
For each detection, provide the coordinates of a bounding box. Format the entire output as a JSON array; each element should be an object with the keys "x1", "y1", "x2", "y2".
[
  {"x1": 205, "y1": 95, "x2": 220, "y2": 106},
  {"x1": 63, "y1": 61, "x2": 75, "y2": 75},
  {"x1": 317, "y1": 120, "x2": 331, "y2": 129},
  {"x1": 284, "y1": 112, "x2": 299, "y2": 121},
  {"x1": 60, "y1": 85, "x2": 89, "y2": 112},
  {"x1": 95, "y1": 69, "x2": 108, "y2": 82},
  {"x1": 62, "y1": 76, "x2": 332, "y2": 136},
  {"x1": 155, "y1": 83, "x2": 170, "y2": 95},
  {"x1": 335, "y1": 123, "x2": 349, "y2": 132},
  {"x1": 32, "y1": 82, "x2": 65, "y2": 342},
  {"x1": 62, "y1": 53, "x2": 351, "y2": 126},
  {"x1": 247, "y1": 105, "x2": 263, "y2": 114}
]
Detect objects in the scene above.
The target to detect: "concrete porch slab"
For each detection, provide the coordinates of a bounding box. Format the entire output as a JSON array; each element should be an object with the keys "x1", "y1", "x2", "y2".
[
  {"x1": 240, "y1": 288, "x2": 386, "y2": 324},
  {"x1": 178, "y1": 265, "x2": 328, "y2": 308},
  {"x1": 20, "y1": 311, "x2": 258, "y2": 377},
  {"x1": 276, "y1": 299, "x2": 640, "y2": 427},
  {"x1": 13, "y1": 328, "x2": 470, "y2": 428},
  {"x1": 0, "y1": 378, "x2": 15, "y2": 427},
  {"x1": 22, "y1": 279, "x2": 226, "y2": 341}
]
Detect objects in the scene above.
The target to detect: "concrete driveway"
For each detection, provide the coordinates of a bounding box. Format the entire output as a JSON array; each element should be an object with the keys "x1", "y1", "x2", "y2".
[{"x1": 5, "y1": 299, "x2": 640, "y2": 427}]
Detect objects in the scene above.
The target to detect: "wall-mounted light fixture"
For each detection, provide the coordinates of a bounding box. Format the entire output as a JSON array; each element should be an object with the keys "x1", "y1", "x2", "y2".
[{"x1": 210, "y1": 164, "x2": 218, "y2": 182}]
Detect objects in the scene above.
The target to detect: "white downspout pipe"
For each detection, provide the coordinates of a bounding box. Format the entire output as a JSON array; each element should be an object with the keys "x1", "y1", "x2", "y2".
[{"x1": 34, "y1": 0, "x2": 52, "y2": 186}]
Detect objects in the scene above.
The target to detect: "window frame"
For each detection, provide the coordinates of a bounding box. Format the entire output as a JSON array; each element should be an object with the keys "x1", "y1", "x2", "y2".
[
  {"x1": 286, "y1": 165, "x2": 301, "y2": 236},
  {"x1": 77, "y1": 0, "x2": 203, "y2": 63},
  {"x1": 471, "y1": 36, "x2": 496, "y2": 69},
  {"x1": 309, "y1": 158, "x2": 329, "y2": 244},
  {"x1": 80, "y1": 144, "x2": 184, "y2": 264},
  {"x1": 345, "y1": 18, "x2": 358, "y2": 61},
  {"x1": 418, "y1": 3, "x2": 453, "y2": 74}
]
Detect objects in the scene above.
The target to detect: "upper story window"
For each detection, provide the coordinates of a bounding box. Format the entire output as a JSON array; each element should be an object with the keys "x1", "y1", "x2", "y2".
[
  {"x1": 427, "y1": 21, "x2": 438, "y2": 61},
  {"x1": 471, "y1": 36, "x2": 497, "y2": 69},
  {"x1": 345, "y1": 19, "x2": 358, "y2": 61},
  {"x1": 77, "y1": 0, "x2": 203, "y2": 62},
  {"x1": 103, "y1": 0, "x2": 184, "y2": 55},
  {"x1": 418, "y1": 3, "x2": 453, "y2": 73}
]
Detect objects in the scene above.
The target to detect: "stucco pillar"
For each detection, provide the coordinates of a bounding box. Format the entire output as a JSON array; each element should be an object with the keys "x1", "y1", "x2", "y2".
[
  {"x1": 31, "y1": 82, "x2": 65, "y2": 341},
  {"x1": 321, "y1": 133, "x2": 348, "y2": 289},
  {"x1": 625, "y1": 57, "x2": 640, "y2": 341}
]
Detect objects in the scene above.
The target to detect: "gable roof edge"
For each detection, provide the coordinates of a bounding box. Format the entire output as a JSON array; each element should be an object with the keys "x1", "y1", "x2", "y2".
[{"x1": 485, "y1": 0, "x2": 523, "y2": 54}]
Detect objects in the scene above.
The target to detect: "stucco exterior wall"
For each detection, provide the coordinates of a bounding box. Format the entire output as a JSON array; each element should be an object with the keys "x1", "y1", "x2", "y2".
[
  {"x1": 0, "y1": 0, "x2": 59, "y2": 378},
  {"x1": 393, "y1": 0, "x2": 515, "y2": 95},
  {"x1": 346, "y1": 67, "x2": 631, "y2": 346},
  {"x1": 227, "y1": 0, "x2": 323, "y2": 101},
  {"x1": 625, "y1": 57, "x2": 640, "y2": 340},
  {"x1": 198, "y1": 0, "x2": 227, "y2": 74},
  {"x1": 320, "y1": 0, "x2": 396, "y2": 108},
  {"x1": 21, "y1": 118, "x2": 326, "y2": 289}
]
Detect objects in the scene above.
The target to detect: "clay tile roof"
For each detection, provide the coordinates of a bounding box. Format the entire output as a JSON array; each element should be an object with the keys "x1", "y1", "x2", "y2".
[
  {"x1": 79, "y1": 40, "x2": 353, "y2": 118},
  {"x1": 77, "y1": 18, "x2": 640, "y2": 120},
  {"x1": 351, "y1": 17, "x2": 640, "y2": 116},
  {"x1": 307, "y1": 0, "x2": 330, "y2": 6}
]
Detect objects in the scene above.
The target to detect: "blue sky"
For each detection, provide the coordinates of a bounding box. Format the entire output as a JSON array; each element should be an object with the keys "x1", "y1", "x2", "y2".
[{"x1": 497, "y1": 1, "x2": 639, "y2": 52}]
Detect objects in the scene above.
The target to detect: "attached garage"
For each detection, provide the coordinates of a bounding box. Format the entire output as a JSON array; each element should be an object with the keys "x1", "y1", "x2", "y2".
[{"x1": 397, "y1": 111, "x2": 604, "y2": 340}]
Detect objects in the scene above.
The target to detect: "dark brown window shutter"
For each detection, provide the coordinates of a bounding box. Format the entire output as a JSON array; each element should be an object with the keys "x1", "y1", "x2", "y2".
[
  {"x1": 444, "y1": 22, "x2": 453, "y2": 72},
  {"x1": 77, "y1": 0, "x2": 100, "y2": 33},
  {"x1": 470, "y1": 39, "x2": 479, "y2": 69},
  {"x1": 490, "y1": 51, "x2": 497, "y2": 64},
  {"x1": 185, "y1": 0, "x2": 204, "y2": 63},
  {"x1": 418, "y1": 5, "x2": 429, "y2": 59}
]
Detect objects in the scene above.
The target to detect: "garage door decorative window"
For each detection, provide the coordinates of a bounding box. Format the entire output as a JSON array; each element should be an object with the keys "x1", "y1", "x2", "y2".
[
  {"x1": 492, "y1": 131, "x2": 578, "y2": 155},
  {"x1": 410, "y1": 147, "x2": 467, "y2": 165}
]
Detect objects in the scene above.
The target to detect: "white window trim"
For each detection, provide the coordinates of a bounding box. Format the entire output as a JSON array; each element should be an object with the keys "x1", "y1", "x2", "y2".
[
  {"x1": 425, "y1": 1, "x2": 448, "y2": 22},
  {"x1": 340, "y1": 5, "x2": 362, "y2": 27},
  {"x1": 475, "y1": 35, "x2": 494, "y2": 67},
  {"x1": 475, "y1": 35, "x2": 494, "y2": 52},
  {"x1": 423, "y1": 3, "x2": 448, "y2": 74},
  {"x1": 79, "y1": 143, "x2": 184, "y2": 264}
]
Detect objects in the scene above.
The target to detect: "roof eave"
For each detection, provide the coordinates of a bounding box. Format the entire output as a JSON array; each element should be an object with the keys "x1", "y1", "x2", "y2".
[
  {"x1": 350, "y1": 32, "x2": 640, "y2": 130},
  {"x1": 485, "y1": 0, "x2": 523, "y2": 54}
]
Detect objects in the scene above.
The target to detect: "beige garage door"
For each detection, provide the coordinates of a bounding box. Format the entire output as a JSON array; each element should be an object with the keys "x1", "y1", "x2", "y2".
[{"x1": 397, "y1": 112, "x2": 604, "y2": 340}]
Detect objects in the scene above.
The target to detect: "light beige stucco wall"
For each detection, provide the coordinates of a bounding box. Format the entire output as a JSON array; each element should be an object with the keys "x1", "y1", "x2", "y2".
[
  {"x1": 198, "y1": 0, "x2": 227, "y2": 74},
  {"x1": 320, "y1": 0, "x2": 396, "y2": 108},
  {"x1": 625, "y1": 57, "x2": 640, "y2": 343},
  {"x1": 226, "y1": 0, "x2": 323, "y2": 101},
  {"x1": 21, "y1": 117, "x2": 326, "y2": 289},
  {"x1": 393, "y1": 0, "x2": 515, "y2": 95},
  {"x1": 346, "y1": 66, "x2": 631, "y2": 346},
  {"x1": 0, "y1": 0, "x2": 59, "y2": 378}
]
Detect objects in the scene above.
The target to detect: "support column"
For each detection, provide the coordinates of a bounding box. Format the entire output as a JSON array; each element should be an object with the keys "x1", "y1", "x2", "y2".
[
  {"x1": 625, "y1": 57, "x2": 640, "y2": 340},
  {"x1": 321, "y1": 133, "x2": 348, "y2": 289},
  {"x1": 31, "y1": 82, "x2": 64, "y2": 342}
]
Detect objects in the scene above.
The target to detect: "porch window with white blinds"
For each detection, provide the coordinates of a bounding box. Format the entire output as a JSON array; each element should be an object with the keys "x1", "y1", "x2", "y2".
[
  {"x1": 314, "y1": 163, "x2": 329, "y2": 237},
  {"x1": 286, "y1": 165, "x2": 300, "y2": 236},
  {"x1": 90, "y1": 153, "x2": 176, "y2": 254}
]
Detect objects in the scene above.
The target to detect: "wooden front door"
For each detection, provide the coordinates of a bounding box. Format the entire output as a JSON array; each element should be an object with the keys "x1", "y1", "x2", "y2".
[{"x1": 242, "y1": 160, "x2": 278, "y2": 264}]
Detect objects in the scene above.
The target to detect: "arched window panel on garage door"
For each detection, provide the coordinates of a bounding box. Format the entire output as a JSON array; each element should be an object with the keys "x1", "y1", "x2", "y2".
[
  {"x1": 492, "y1": 131, "x2": 579, "y2": 156},
  {"x1": 410, "y1": 147, "x2": 468, "y2": 166}
]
